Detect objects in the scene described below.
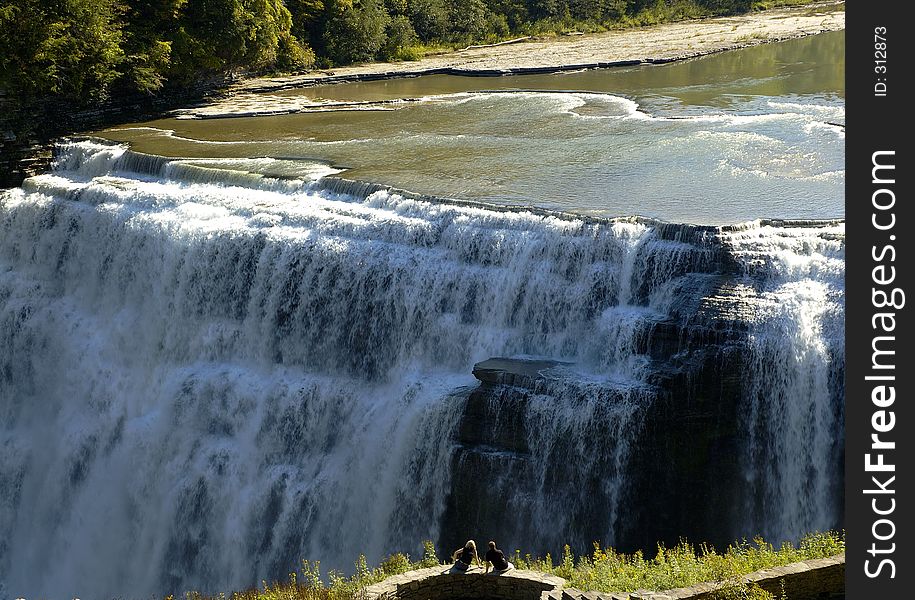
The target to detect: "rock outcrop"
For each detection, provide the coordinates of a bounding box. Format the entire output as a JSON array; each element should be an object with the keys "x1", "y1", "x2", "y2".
[{"x1": 437, "y1": 233, "x2": 818, "y2": 555}]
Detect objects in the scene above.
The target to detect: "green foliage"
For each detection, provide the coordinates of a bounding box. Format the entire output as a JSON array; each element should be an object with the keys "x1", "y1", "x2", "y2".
[
  {"x1": 384, "y1": 0, "x2": 409, "y2": 15},
  {"x1": 445, "y1": 0, "x2": 491, "y2": 41},
  {"x1": 406, "y1": 0, "x2": 449, "y2": 42},
  {"x1": 484, "y1": 0, "x2": 529, "y2": 30},
  {"x1": 277, "y1": 31, "x2": 318, "y2": 72},
  {"x1": 487, "y1": 13, "x2": 512, "y2": 39},
  {"x1": 285, "y1": 0, "x2": 326, "y2": 45},
  {"x1": 526, "y1": 0, "x2": 560, "y2": 19},
  {"x1": 170, "y1": 0, "x2": 304, "y2": 76},
  {"x1": 0, "y1": 0, "x2": 823, "y2": 105},
  {"x1": 0, "y1": 0, "x2": 316, "y2": 101},
  {"x1": 709, "y1": 581, "x2": 775, "y2": 600},
  {"x1": 118, "y1": 0, "x2": 183, "y2": 93},
  {"x1": 380, "y1": 14, "x2": 419, "y2": 60},
  {"x1": 510, "y1": 531, "x2": 844, "y2": 594},
  {"x1": 122, "y1": 39, "x2": 172, "y2": 94},
  {"x1": 0, "y1": 0, "x2": 126, "y2": 103},
  {"x1": 420, "y1": 539, "x2": 439, "y2": 567},
  {"x1": 323, "y1": 0, "x2": 390, "y2": 64}
]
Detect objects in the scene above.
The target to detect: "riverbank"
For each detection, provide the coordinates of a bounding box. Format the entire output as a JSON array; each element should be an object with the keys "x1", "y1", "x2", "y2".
[
  {"x1": 0, "y1": 2, "x2": 844, "y2": 186},
  {"x1": 183, "y1": 1, "x2": 844, "y2": 119}
]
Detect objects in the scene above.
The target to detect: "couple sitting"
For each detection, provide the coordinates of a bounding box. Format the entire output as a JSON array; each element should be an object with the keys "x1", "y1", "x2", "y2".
[{"x1": 451, "y1": 540, "x2": 514, "y2": 574}]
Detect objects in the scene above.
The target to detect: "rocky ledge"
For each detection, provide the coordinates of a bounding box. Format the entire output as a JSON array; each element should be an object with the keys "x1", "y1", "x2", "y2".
[
  {"x1": 472, "y1": 358, "x2": 573, "y2": 388},
  {"x1": 363, "y1": 554, "x2": 844, "y2": 600}
]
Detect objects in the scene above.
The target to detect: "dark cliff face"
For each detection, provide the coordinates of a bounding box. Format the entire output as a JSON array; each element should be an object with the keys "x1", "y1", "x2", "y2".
[
  {"x1": 439, "y1": 346, "x2": 745, "y2": 556},
  {"x1": 436, "y1": 234, "x2": 833, "y2": 557},
  {"x1": 0, "y1": 77, "x2": 234, "y2": 189}
]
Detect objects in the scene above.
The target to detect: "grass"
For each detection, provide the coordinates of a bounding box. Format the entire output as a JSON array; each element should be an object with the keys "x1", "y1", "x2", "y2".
[
  {"x1": 170, "y1": 541, "x2": 439, "y2": 600},
  {"x1": 170, "y1": 531, "x2": 843, "y2": 600},
  {"x1": 509, "y1": 531, "x2": 844, "y2": 593}
]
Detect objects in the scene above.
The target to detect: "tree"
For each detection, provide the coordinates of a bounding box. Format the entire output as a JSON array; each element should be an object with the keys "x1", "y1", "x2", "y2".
[
  {"x1": 380, "y1": 14, "x2": 418, "y2": 59},
  {"x1": 406, "y1": 0, "x2": 448, "y2": 42},
  {"x1": 525, "y1": 0, "x2": 559, "y2": 20},
  {"x1": 285, "y1": 0, "x2": 326, "y2": 47},
  {"x1": 484, "y1": 0, "x2": 529, "y2": 30},
  {"x1": 170, "y1": 0, "x2": 311, "y2": 78},
  {"x1": 699, "y1": 0, "x2": 753, "y2": 12},
  {"x1": 445, "y1": 0, "x2": 490, "y2": 41},
  {"x1": 0, "y1": 0, "x2": 126, "y2": 103},
  {"x1": 567, "y1": 0, "x2": 630, "y2": 21},
  {"x1": 119, "y1": 0, "x2": 186, "y2": 93},
  {"x1": 323, "y1": 0, "x2": 390, "y2": 64},
  {"x1": 384, "y1": 0, "x2": 408, "y2": 15}
]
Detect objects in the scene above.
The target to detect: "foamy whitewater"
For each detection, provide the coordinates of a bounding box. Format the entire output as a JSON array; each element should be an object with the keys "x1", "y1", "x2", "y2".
[
  {"x1": 104, "y1": 87, "x2": 845, "y2": 224},
  {"x1": 0, "y1": 140, "x2": 843, "y2": 598}
]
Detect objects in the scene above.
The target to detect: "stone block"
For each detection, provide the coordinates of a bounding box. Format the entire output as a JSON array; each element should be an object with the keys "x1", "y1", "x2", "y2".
[{"x1": 563, "y1": 587, "x2": 585, "y2": 600}]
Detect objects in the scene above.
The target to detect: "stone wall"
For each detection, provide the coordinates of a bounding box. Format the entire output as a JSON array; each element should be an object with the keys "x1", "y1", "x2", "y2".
[
  {"x1": 362, "y1": 554, "x2": 844, "y2": 600},
  {"x1": 363, "y1": 567, "x2": 566, "y2": 600}
]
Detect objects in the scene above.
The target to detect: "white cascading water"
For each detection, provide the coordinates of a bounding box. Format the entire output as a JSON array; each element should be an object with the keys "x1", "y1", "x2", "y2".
[
  {"x1": 0, "y1": 140, "x2": 842, "y2": 599},
  {"x1": 489, "y1": 378, "x2": 654, "y2": 551},
  {"x1": 722, "y1": 224, "x2": 845, "y2": 542}
]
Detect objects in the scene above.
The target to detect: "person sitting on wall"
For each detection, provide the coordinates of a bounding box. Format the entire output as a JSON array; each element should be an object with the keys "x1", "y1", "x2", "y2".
[
  {"x1": 484, "y1": 540, "x2": 514, "y2": 574},
  {"x1": 451, "y1": 540, "x2": 480, "y2": 572}
]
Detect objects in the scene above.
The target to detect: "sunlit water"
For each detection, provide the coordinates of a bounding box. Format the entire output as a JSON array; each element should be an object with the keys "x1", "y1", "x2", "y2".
[
  {"x1": 98, "y1": 31, "x2": 844, "y2": 224},
  {"x1": 0, "y1": 32, "x2": 844, "y2": 599}
]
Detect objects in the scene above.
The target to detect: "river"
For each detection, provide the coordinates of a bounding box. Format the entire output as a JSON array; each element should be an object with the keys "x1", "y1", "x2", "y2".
[
  {"x1": 97, "y1": 31, "x2": 844, "y2": 224},
  {"x1": 0, "y1": 31, "x2": 844, "y2": 599}
]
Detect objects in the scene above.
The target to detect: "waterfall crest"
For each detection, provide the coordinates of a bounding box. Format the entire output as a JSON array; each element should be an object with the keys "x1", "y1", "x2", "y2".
[{"x1": 0, "y1": 140, "x2": 843, "y2": 599}]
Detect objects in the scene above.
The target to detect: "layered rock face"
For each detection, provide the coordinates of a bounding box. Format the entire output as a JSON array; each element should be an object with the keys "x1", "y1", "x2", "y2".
[
  {"x1": 440, "y1": 333, "x2": 744, "y2": 553},
  {"x1": 440, "y1": 222, "x2": 844, "y2": 555}
]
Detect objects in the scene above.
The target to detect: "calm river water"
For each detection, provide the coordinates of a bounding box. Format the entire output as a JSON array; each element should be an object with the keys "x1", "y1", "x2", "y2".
[{"x1": 98, "y1": 31, "x2": 844, "y2": 224}]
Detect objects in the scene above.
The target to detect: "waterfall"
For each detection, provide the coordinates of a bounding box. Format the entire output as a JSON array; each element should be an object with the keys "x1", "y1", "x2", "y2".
[
  {"x1": 0, "y1": 140, "x2": 843, "y2": 599},
  {"x1": 722, "y1": 224, "x2": 845, "y2": 542}
]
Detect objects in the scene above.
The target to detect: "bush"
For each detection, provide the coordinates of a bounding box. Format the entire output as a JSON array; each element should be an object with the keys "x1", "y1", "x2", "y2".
[
  {"x1": 384, "y1": 0, "x2": 408, "y2": 15},
  {"x1": 526, "y1": 0, "x2": 560, "y2": 19},
  {"x1": 378, "y1": 552, "x2": 412, "y2": 574},
  {"x1": 487, "y1": 13, "x2": 512, "y2": 40},
  {"x1": 510, "y1": 531, "x2": 844, "y2": 593},
  {"x1": 710, "y1": 582, "x2": 776, "y2": 600}
]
